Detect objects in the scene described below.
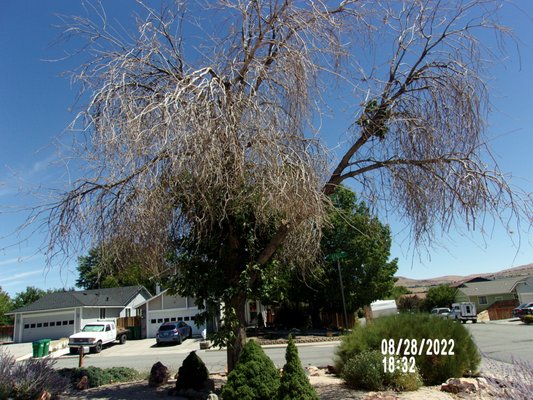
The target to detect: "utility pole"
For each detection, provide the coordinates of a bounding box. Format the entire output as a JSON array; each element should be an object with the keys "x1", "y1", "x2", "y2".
[{"x1": 327, "y1": 251, "x2": 349, "y2": 329}]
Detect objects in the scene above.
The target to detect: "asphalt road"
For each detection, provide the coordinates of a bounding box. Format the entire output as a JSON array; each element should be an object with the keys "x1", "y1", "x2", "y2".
[
  {"x1": 49, "y1": 321, "x2": 532, "y2": 372},
  {"x1": 51, "y1": 340, "x2": 338, "y2": 373},
  {"x1": 466, "y1": 322, "x2": 533, "y2": 364}
]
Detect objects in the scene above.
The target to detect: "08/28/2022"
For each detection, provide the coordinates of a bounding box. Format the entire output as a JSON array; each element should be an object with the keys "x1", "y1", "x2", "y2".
[{"x1": 381, "y1": 338, "x2": 455, "y2": 357}]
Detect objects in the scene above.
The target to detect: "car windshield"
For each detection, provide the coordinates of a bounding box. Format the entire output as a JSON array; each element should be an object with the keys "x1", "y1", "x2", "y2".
[
  {"x1": 82, "y1": 325, "x2": 105, "y2": 332},
  {"x1": 159, "y1": 324, "x2": 177, "y2": 331}
]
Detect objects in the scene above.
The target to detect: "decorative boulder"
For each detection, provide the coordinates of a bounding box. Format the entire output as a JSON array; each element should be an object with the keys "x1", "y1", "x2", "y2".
[
  {"x1": 149, "y1": 361, "x2": 170, "y2": 387},
  {"x1": 441, "y1": 378, "x2": 478, "y2": 394},
  {"x1": 75, "y1": 375, "x2": 89, "y2": 391}
]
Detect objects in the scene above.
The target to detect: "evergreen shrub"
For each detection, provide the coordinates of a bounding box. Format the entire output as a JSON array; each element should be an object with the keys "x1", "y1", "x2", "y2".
[
  {"x1": 522, "y1": 315, "x2": 533, "y2": 324},
  {"x1": 176, "y1": 351, "x2": 210, "y2": 390},
  {"x1": 278, "y1": 335, "x2": 319, "y2": 400},
  {"x1": 335, "y1": 313, "x2": 480, "y2": 385},
  {"x1": 69, "y1": 366, "x2": 140, "y2": 388},
  {"x1": 221, "y1": 340, "x2": 280, "y2": 400}
]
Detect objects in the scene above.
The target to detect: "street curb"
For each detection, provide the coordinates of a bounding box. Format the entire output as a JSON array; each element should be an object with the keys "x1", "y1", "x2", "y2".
[{"x1": 205, "y1": 340, "x2": 341, "y2": 352}]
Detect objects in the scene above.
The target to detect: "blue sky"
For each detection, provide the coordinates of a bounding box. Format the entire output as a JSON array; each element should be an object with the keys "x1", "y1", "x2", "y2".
[{"x1": 0, "y1": 1, "x2": 532, "y2": 297}]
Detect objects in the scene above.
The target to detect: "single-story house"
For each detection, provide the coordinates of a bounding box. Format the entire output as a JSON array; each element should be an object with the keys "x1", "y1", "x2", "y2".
[
  {"x1": 7, "y1": 286, "x2": 151, "y2": 343},
  {"x1": 454, "y1": 276, "x2": 531, "y2": 312},
  {"x1": 135, "y1": 289, "x2": 206, "y2": 338}
]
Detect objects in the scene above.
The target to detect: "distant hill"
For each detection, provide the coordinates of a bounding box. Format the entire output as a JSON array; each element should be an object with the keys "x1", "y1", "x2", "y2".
[{"x1": 396, "y1": 263, "x2": 533, "y2": 292}]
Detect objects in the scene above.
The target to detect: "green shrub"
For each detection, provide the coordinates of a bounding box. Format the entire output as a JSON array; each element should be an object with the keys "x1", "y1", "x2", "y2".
[
  {"x1": 221, "y1": 340, "x2": 280, "y2": 400},
  {"x1": 176, "y1": 351, "x2": 209, "y2": 390},
  {"x1": 341, "y1": 350, "x2": 422, "y2": 392},
  {"x1": 69, "y1": 366, "x2": 141, "y2": 388},
  {"x1": 389, "y1": 367, "x2": 423, "y2": 392},
  {"x1": 335, "y1": 313, "x2": 480, "y2": 385},
  {"x1": 0, "y1": 349, "x2": 68, "y2": 399},
  {"x1": 341, "y1": 351, "x2": 385, "y2": 391},
  {"x1": 279, "y1": 336, "x2": 319, "y2": 400},
  {"x1": 522, "y1": 315, "x2": 533, "y2": 324}
]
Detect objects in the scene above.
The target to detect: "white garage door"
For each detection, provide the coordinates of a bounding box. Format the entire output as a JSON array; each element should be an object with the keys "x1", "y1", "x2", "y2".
[
  {"x1": 147, "y1": 310, "x2": 205, "y2": 338},
  {"x1": 21, "y1": 312, "x2": 76, "y2": 342}
]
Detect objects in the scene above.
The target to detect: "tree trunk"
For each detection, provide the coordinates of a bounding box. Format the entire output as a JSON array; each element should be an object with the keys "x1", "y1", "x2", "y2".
[{"x1": 227, "y1": 293, "x2": 248, "y2": 372}]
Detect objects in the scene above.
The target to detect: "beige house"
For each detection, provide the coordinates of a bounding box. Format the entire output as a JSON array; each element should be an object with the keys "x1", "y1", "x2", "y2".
[
  {"x1": 454, "y1": 276, "x2": 532, "y2": 312},
  {"x1": 135, "y1": 289, "x2": 205, "y2": 338}
]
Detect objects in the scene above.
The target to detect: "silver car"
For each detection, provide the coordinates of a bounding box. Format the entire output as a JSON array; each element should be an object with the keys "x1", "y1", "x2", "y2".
[{"x1": 155, "y1": 321, "x2": 192, "y2": 345}]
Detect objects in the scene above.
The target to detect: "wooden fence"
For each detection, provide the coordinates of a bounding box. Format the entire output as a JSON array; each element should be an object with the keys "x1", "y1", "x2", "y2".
[
  {"x1": 116, "y1": 316, "x2": 141, "y2": 329},
  {"x1": 487, "y1": 300, "x2": 519, "y2": 321}
]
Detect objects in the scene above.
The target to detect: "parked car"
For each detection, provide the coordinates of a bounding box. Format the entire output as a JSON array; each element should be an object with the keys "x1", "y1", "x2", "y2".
[
  {"x1": 449, "y1": 302, "x2": 477, "y2": 323},
  {"x1": 431, "y1": 307, "x2": 451, "y2": 318},
  {"x1": 69, "y1": 321, "x2": 128, "y2": 354},
  {"x1": 512, "y1": 302, "x2": 533, "y2": 318},
  {"x1": 155, "y1": 321, "x2": 192, "y2": 345}
]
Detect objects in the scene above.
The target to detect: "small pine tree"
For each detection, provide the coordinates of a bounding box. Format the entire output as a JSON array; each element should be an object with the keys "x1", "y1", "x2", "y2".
[
  {"x1": 279, "y1": 336, "x2": 319, "y2": 400},
  {"x1": 221, "y1": 340, "x2": 280, "y2": 400},
  {"x1": 176, "y1": 351, "x2": 209, "y2": 390}
]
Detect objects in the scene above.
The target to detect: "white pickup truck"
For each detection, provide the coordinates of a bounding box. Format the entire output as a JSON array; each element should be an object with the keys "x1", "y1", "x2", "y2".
[{"x1": 68, "y1": 321, "x2": 129, "y2": 354}]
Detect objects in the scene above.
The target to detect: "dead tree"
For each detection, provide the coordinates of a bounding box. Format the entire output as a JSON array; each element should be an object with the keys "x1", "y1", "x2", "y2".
[{"x1": 38, "y1": 1, "x2": 530, "y2": 370}]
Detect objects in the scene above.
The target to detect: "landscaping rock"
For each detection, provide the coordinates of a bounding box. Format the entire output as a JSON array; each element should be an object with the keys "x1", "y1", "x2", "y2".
[
  {"x1": 306, "y1": 365, "x2": 320, "y2": 376},
  {"x1": 75, "y1": 375, "x2": 89, "y2": 391},
  {"x1": 441, "y1": 378, "x2": 478, "y2": 395},
  {"x1": 148, "y1": 361, "x2": 170, "y2": 387},
  {"x1": 36, "y1": 390, "x2": 52, "y2": 400},
  {"x1": 326, "y1": 364, "x2": 337, "y2": 374}
]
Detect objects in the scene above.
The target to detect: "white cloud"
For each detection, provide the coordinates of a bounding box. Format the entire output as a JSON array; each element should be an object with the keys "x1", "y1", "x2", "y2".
[{"x1": 0, "y1": 269, "x2": 42, "y2": 284}]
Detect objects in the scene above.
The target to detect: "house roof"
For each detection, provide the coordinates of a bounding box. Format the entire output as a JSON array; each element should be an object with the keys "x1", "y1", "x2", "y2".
[
  {"x1": 8, "y1": 286, "x2": 151, "y2": 314},
  {"x1": 458, "y1": 276, "x2": 528, "y2": 297}
]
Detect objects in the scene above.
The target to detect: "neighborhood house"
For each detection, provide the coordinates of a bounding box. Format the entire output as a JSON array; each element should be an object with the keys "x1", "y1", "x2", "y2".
[
  {"x1": 454, "y1": 275, "x2": 533, "y2": 312},
  {"x1": 7, "y1": 286, "x2": 151, "y2": 343}
]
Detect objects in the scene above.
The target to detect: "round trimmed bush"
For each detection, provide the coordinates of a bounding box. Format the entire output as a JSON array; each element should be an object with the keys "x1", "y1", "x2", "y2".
[
  {"x1": 221, "y1": 340, "x2": 280, "y2": 400},
  {"x1": 279, "y1": 336, "x2": 319, "y2": 400},
  {"x1": 522, "y1": 315, "x2": 533, "y2": 324},
  {"x1": 335, "y1": 313, "x2": 480, "y2": 385}
]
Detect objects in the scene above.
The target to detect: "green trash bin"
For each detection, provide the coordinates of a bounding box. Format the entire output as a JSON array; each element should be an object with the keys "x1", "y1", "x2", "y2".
[
  {"x1": 133, "y1": 326, "x2": 141, "y2": 340},
  {"x1": 127, "y1": 326, "x2": 135, "y2": 340},
  {"x1": 42, "y1": 339, "x2": 51, "y2": 356},
  {"x1": 32, "y1": 340, "x2": 44, "y2": 358}
]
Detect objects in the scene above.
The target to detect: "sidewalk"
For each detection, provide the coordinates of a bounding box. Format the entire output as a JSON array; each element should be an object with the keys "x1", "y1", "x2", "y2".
[{"x1": 0, "y1": 339, "x2": 70, "y2": 361}]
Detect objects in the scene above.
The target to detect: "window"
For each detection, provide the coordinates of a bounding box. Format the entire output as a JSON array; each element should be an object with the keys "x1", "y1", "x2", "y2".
[
  {"x1": 184, "y1": 316, "x2": 190, "y2": 321},
  {"x1": 157, "y1": 318, "x2": 163, "y2": 323},
  {"x1": 50, "y1": 322, "x2": 55, "y2": 327},
  {"x1": 56, "y1": 321, "x2": 61, "y2": 326},
  {"x1": 171, "y1": 317, "x2": 176, "y2": 322},
  {"x1": 100, "y1": 308, "x2": 106, "y2": 319},
  {"x1": 30, "y1": 324, "x2": 35, "y2": 328},
  {"x1": 125, "y1": 308, "x2": 131, "y2": 318},
  {"x1": 43, "y1": 322, "x2": 49, "y2": 327},
  {"x1": 105, "y1": 325, "x2": 111, "y2": 332},
  {"x1": 150, "y1": 319, "x2": 156, "y2": 324},
  {"x1": 63, "y1": 321, "x2": 68, "y2": 325},
  {"x1": 164, "y1": 318, "x2": 170, "y2": 322},
  {"x1": 478, "y1": 296, "x2": 488, "y2": 305},
  {"x1": 24, "y1": 324, "x2": 29, "y2": 329},
  {"x1": 37, "y1": 323, "x2": 42, "y2": 328},
  {"x1": 177, "y1": 317, "x2": 183, "y2": 321},
  {"x1": 69, "y1": 320, "x2": 74, "y2": 325}
]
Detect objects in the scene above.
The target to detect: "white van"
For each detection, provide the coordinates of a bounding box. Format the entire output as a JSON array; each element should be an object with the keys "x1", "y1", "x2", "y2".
[{"x1": 449, "y1": 302, "x2": 477, "y2": 324}]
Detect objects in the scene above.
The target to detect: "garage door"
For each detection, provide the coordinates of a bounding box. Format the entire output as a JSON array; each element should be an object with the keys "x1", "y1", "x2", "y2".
[
  {"x1": 147, "y1": 310, "x2": 205, "y2": 338},
  {"x1": 21, "y1": 312, "x2": 76, "y2": 342}
]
